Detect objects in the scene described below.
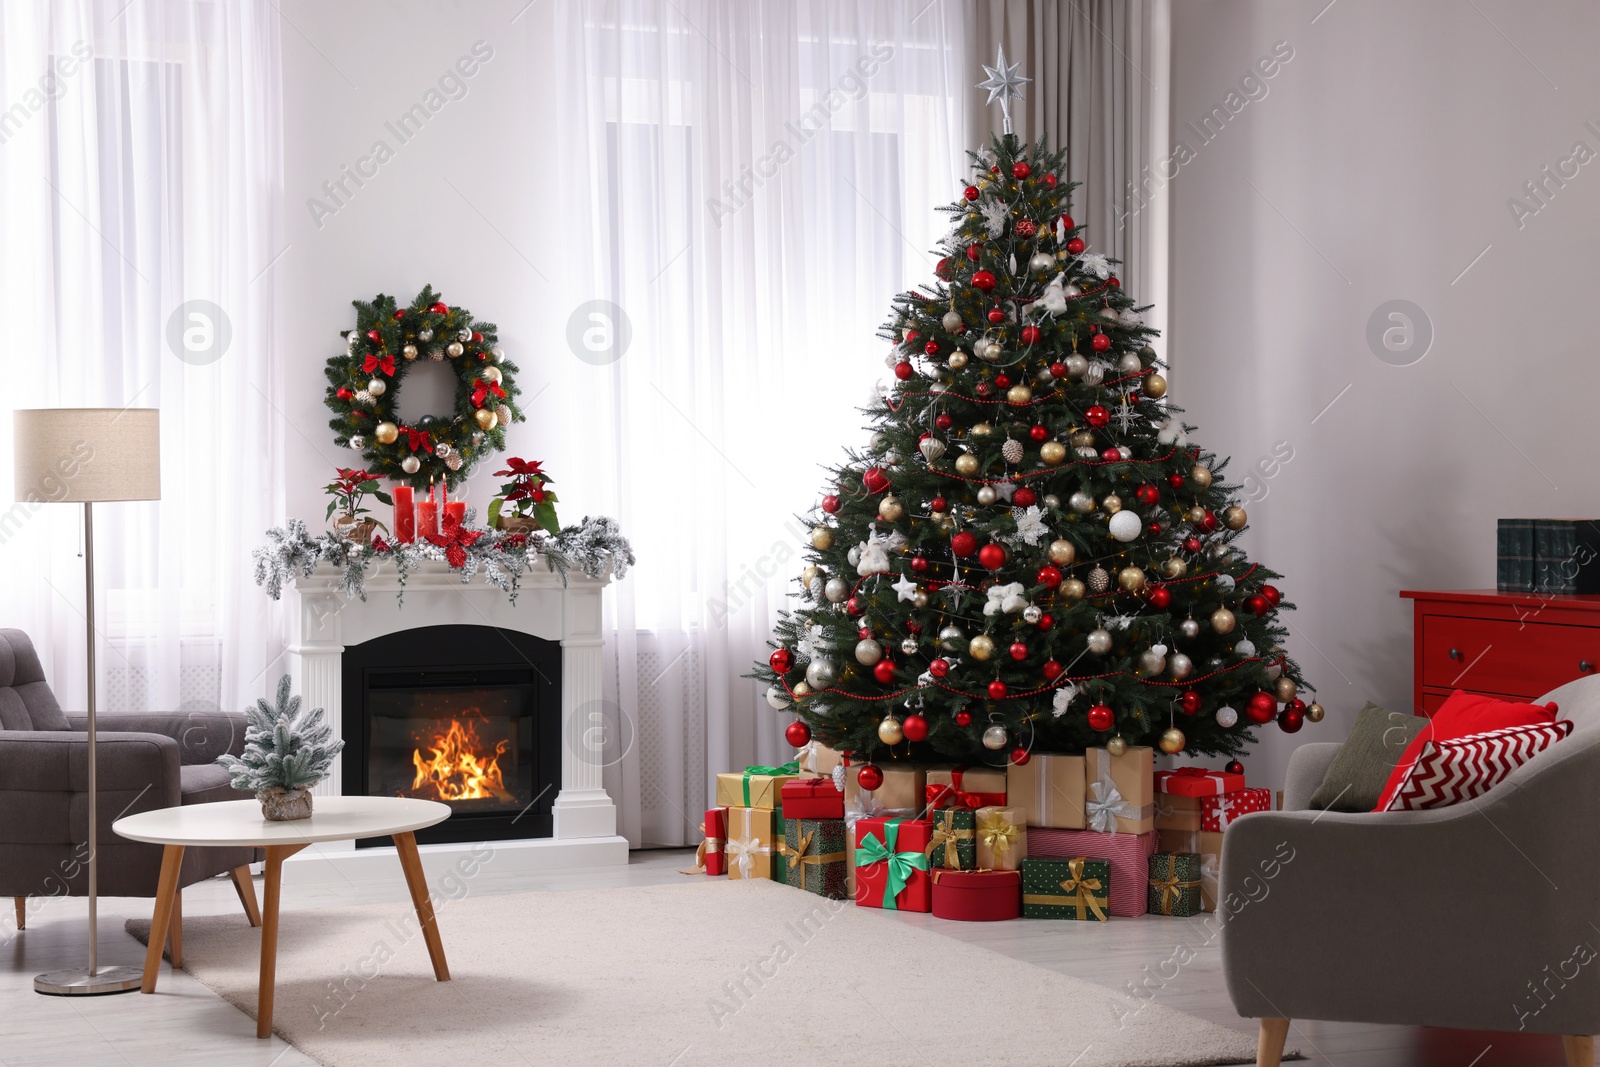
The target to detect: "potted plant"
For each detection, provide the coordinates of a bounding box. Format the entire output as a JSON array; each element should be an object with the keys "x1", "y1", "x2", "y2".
[
  {"x1": 488, "y1": 457, "x2": 559, "y2": 536},
  {"x1": 325, "y1": 467, "x2": 391, "y2": 545},
  {"x1": 216, "y1": 675, "x2": 344, "y2": 821}
]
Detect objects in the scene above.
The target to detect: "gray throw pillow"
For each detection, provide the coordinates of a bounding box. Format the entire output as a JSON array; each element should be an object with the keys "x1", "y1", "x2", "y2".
[{"x1": 1309, "y1": 701, "x2": 1427, "y2": 811}]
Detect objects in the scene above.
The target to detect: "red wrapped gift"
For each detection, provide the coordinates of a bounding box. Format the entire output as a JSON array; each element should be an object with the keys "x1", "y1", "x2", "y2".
[
  {"x1": 1153, "y1": 766, "x2": 1245, "y2": 797},
  {"x1": 854, "y1": 817, "x2": 932, "y2": 912},
  {"x1": 931, "y1": 868, "x2": 1021, "y2": 921},
  {"x1": 680, "y1": 807, "x2": 727, "y2": 876},
  {"x1": 781, "y1": 776, "x2": 845, "y2": 819},
  {"x1": 1026, "y1": 826, "x2": 1156, "y2": 917},
  {"x1": 925, "y1": 765, "x2": 1008, "y2": 810},
  {"x1": 1201, "y1": 787, "x2": 1271, "y2": 831}
]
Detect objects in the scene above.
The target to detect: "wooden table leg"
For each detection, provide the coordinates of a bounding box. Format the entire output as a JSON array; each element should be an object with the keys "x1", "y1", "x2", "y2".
[
  {"x1": 1257, "y1": 1017, "x2": 1291, "y2": 1067},
  {"x1": 165, "y1": 890, "x2": 183, "y2": 967},
  {"x1": 256, "y1": 844, "x2": 306, "y2": 1039},
  {"x1": 393, "y1": 831, "x2": 450, "y2": 982},
  {"x1": 141, "y1": 844, "x2": 185, "y2": 994},
  {"x1": 230, "y1": 865, "x2": 262, "y2": 927},
  {"x1": 14, "y1": 896, "x2": 24, "y2": 931}
]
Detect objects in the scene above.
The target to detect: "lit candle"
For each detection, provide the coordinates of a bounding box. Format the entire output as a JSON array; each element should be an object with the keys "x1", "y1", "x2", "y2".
[
  {"x1": 443, "y1": 485, "x2": 466, "y2": 538},
  {"x1": 393, "y1": 484, "x2": 415, "y2": 543},
  {"x1": 418, "y1": 479, "x2": 439, "y2": 538}
]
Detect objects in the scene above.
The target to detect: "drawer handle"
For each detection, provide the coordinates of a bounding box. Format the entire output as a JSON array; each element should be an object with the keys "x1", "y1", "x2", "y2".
[
  {"x1": 1583, "y1": 661, "x2": 1595, "y2": 674},
  {"x1": 1448, "y1": 648, "x2": 1463, "y2": 661}
]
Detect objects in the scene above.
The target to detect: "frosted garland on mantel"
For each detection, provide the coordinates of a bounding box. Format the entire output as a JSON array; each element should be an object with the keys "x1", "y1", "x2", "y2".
[{"x1": 253, "y1": 514, "x2": 634, "y2": 605}]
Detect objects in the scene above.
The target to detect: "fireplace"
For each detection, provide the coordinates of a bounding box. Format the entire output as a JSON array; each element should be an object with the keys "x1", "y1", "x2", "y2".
[{"x1": 342, "y1": 624, "x2": 561, "y2": 846}]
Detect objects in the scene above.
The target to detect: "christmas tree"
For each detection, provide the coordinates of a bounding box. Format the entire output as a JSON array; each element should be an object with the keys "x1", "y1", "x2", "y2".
[{"x1": 754, "y1": 50, "x2": 1318, "y2": 769}]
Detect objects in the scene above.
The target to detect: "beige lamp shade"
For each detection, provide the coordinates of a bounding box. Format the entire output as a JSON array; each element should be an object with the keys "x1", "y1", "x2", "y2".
[{"x1": 12, "y1": 408, "x2": 161, "y2": 503}]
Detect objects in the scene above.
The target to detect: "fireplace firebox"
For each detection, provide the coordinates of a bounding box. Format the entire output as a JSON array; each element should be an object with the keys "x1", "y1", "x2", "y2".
[{"x1": 342, "y1": 625, "x2": 560, "y2": 846}]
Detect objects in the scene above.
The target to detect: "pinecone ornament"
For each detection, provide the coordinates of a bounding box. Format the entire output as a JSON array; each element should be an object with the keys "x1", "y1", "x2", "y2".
[
  {"x1": 1086, "y1": 565, "x2": 1112, "y2": 594},
  {"x1": 1002, "y1": 437, "x2": 1023, "y2": 464}
]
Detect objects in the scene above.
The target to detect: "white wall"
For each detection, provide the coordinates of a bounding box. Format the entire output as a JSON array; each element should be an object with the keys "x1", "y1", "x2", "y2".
[{"x1": 1167, "y1": 1, "x2": 1600, "y2": 786}]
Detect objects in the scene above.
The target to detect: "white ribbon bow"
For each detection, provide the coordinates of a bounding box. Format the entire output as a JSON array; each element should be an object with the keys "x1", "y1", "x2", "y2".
[{"x1": 725, "y1": 836, "x2": 770, "y2": 878}]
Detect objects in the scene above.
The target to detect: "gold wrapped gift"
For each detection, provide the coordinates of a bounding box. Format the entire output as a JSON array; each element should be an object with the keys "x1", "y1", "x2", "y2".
[
  {"x1": 974, "y1": 806, "x2": 1026, "y2": 871},
  {"x1": 725, "y1": 806, "x2": 776, "y2": 881},
  {"x1": 715, "y1": 764, "x2": 798, "y2": 810},
  {"x1": 1007, "y1": 753, "x2": 1086, "y2": 829},
  {"x1": 1084, "y1": 745, "x2": 1155, "y2": 834},
  {"x1": 843, "y1": 764, "x2": 926, "y2": 813}
]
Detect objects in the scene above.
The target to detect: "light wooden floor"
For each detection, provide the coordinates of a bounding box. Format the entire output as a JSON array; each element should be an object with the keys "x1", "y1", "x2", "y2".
[{"x1": 0, "y1": 848, "x2": 1576, "y2": 1067}]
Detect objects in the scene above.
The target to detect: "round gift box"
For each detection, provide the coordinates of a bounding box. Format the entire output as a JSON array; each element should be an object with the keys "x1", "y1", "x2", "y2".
[{"x1": 930, "y1": 868, "x2": 1022, "y2": 921}]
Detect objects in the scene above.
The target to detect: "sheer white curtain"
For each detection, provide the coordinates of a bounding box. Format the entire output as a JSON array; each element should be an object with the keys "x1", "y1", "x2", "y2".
[
  {"x1": 0, "y1": 1, "x2": 284, "y2": 719},
  {"x1": 549, "y1": 0, "x2": 971, "y2": 845}
]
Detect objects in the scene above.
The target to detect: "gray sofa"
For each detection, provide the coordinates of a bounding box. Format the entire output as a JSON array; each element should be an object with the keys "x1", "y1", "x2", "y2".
[
  {"x1": 1222, "y1": 674, "x2": 1600, "y2": 1066},
  {"x1": 0, "y1": 629, "x2": 260, "y2": 941}
]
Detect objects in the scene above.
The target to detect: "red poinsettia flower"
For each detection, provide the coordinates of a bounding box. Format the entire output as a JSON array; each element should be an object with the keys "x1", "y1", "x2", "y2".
[{"x1": 493, "y1": 457, "x2": 546, "y2": 479}]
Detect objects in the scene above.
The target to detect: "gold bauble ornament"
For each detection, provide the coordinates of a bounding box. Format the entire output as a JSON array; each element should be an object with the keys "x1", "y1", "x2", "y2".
[
  {"x1": 802, "y1": 565, "x2": 820, "y2": 585},
  {"x1": 1190, "y1": 464, "x2": 1212, "y2": 489},
  {"x1": 912, "y1": 589, "x2": 929, "y2": 608},
  {"x1": 1069, "y1": 430, "x2": 1096, "y2": 448},
  {"x1": 1161, "y1": 557, "x2": 1187, "y2": 579},
  {"x1": 1211, "y1": 607, "x2": 1236, "y2": 634},
  {"x1": 968, "y1": 635, "x2": 996, "y2": 661},
  {"x1": 1307, "y1": 701, "x2": 1325, "y2": 723},
  {"x1": 878, "y1": 494, "x2": 904, "y2": 521},
  {"x1": 1223, "y1": 505, "x2": 1248, "y2": 531},
  {"x1": 475, "y1": 408, "x2": 498, "y2": 431},
  {"x1": 971, "y1": 422, "x2": 994, "y2": 437},
  {"x1": 955, "y1": 453, "x2": 980, "y2": 475},
  {"x1": 1275, "y1": 677, "x2": 1298, "y2": 703},
  {"x1": 1188, "y1": 505, "x2": 1208, "y2": 525},
  {"x1": 878, "y1": 716, "x2": 905, "y2": 745},
  {"x1": 1039, "y1": 441, "x2": 1067, "y2": 465},
  {"x1": 374, "y1": 421, "x2": 399, "y2": 445},
  {"x1": 948, "y1": 350, "x2": 969, "y2": 369},
  {"x1": 481, "y1": 365, "x2": 504, "y2": 384},
  {"x1": 1059, "y1": 578, "x2": 1087, "y2": 601},
  {"x1": 1106, "y1": 735, "x2": 1128, "y2": 757},
  {"x1": 1143, "y1": 372, "x2": 1168, "y2": 399},
  {"x1": 1006, "y1": 384, "x2": 1033, "y2": 405},
  {"x1": 792, "y1": 681, "x2": 813, "y2": 699},
  {"x1": 1048, "y1": 539, "x2": 1076, "y2": 565},
  {"x1": 1102, "y1": 493, "x2": 1122, "y2": 514},
  {"x1": 1159, "y1": 726, "x2": 1187, "y2": 754},
  {"x1": 1118, "y1": 566, "x2": 1147, "y2": 593},
  {"x1": 811, "y1": 527, "x2": 834, "y2": 550}
]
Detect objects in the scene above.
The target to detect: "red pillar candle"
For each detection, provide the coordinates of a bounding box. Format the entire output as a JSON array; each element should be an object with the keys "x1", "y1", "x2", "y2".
[
  {"x1": 417, "y1": 480, "x2": 439, "y2": 539},
  {"x1": 443, "y1": 499, "x2": 466, "y2": 538},
  {"x1": 393, "y1": 485, "x2": 415, "y2": 543}
]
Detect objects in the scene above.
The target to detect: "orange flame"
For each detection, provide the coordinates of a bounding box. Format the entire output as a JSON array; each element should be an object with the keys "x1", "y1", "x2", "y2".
[{"x1": 411, "y1": 717, "x2": 511, "y2": 802}]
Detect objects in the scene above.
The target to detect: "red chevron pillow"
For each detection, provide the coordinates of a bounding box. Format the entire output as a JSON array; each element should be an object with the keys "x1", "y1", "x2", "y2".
[{"x1": 1381, "y1": 720, "x2": 1573, "y2": 811}]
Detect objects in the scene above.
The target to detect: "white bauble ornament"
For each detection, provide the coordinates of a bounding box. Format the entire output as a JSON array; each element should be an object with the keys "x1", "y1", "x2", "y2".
[
  {"x1": 1069, "y1": 490, "x2": 1095, "y2": 514},
  {"x1": 1138, "y1": 648, "x2": 1166, "y2": 676},
  {"x1": 766, "y1": 686, "x2": 791, "y2": 710},
  {"x1": 418, "y1": 328, "x2": 434, "y2": 342},
  {"x1": 367, "y1": 378, "x2": 387, "y2": 397},
  {"x1": 400, "y1": 455, "x2": 421, "y2": 475},
  {"x1": 1179, "y1": 617, "x2": 1201, "y2": 639},
  {"x1": 1043, "y1": 494, "x2": 1061, "y2": 510},
  {"x1": 942, "y1": 310, "x2": 964, "y2": 331},
  {"x1": 982, "y1": 724, "x2": 1009, "y2": 750},
  {"x1": 900, "y1": 637, "x2": 919, "y2": 655},
  {"x1": 1082, "y1": 362, "x2": 1105, "y2": 386},
  {"x1": 1169, "y1": 652, "x2": 1193, "y2": 679},
  {"x1": 446, "y1": 341, "x2": 464, "y2": 357},
  {"x1": 855, "y1": 638, "x2": 884, "y2": 666},
  {"x1": 1029, "y1": 252, "x2": 1054, "y2": 273},
  {"x1": 433, "y1": 442, "x2": 453, "y2": 459},
  {"x1": 1233, "y1": 638, "x2": 1257, "y2": 659},
  {"x1": 481, "y1": 366, "x2": 503, "y2": 384},
  {"x1": 938, "y1": 625, "x2": 966, "y2": 652},
  {"x1": 1107, "y1": 510, "x2": 1142, "y2": 543},
  {"x1": 805, "y1": 659, "x2": 838, "y2": 689},
  {"x1": 349, "y1": 435, "x2": 365, "y2": 449},
  {"x1": 847, "y1": 545, "x2": 862, "y2": 567},
  {"x1": 1117, "y1": 352, "x2": 1142, "y2": 375},
  {"x1": 1064, "y1": 354, "x2": 1088, "y2": 378},
  {"x1": 1214, "y1": 574, "x2": 1236, "y2": 594},
  {"x1": 1086, "y1": 628, "x2": 1112, "y2": 655},
  {"x1": 920, "y1": 437, "x2": 946, "y2": 462},
  {"x1": 1119, "y1": 308, "x2": 1144, "y2": 329},
  {"x1": 490, "y1": 345, "x2": 505, "y2": 362},
  {"x1": 458, "y1": 327, "x2": 472, "y2": 342},
  {"x1": 976, "y1": 486, "x2": 997, "y2": 506},
  {"x1": 1023, "y1": 605, "x2": 1043, "y2": 624},
  {"x1": 824, "y1": 578, "x2": 848, "y2": 603},
  {"x1": 1215, "y1": 705, "x2": 1239, "y2": 728},
  {"x1": 1098, "y1": 307, "x2": 1120, "y2": 324}
]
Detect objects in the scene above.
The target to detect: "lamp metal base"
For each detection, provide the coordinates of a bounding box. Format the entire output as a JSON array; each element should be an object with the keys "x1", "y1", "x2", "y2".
[{"x1": 34, "y1": 966, "x2": 145, "y2": 996}]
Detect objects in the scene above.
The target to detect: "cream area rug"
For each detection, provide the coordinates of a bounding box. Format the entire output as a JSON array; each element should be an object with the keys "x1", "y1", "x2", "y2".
[{"x1": 130, "y1": 879, "x2": 1268, "y2": 1067}]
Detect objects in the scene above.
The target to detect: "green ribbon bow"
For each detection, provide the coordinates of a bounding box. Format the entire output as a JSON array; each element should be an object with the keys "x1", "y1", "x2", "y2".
[
  {"x1": 855, "y1": 818, "x2": 930, "y2": 911},
  {"x1": 739, "y1": 761, "x2": 800, "y2": 806}
]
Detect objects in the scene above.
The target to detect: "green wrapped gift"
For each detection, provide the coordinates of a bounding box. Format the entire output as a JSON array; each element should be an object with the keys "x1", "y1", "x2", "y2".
[
  {"x1": 782, "y1": 817, "x2": 848, "y2": 899},
  {"x1": 925, "y1": 808, "x2": 977, "y2": 870},
  {"x1": 1147, "y1": 851, "x2": 1202, "y2": 917},
  {"x1": 1022, "y1": 856, "x2": 1109, "y2": 921}
]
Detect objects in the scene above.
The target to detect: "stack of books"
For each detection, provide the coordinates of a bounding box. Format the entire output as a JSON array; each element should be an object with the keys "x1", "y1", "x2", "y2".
[{"x1": 1497, "y1": 519, "x2": 1600, "y2": 594}]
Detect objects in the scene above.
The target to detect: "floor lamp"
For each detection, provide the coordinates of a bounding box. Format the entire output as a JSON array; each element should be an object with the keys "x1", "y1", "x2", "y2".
[{"x1": 13, "y1": 407, "x2": 160, "y2": 996}]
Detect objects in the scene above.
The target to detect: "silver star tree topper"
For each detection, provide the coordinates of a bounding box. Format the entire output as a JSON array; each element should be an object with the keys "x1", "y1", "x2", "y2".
[{"x1": 977, "y1": 44, "x2": 1030, "y2": 134}]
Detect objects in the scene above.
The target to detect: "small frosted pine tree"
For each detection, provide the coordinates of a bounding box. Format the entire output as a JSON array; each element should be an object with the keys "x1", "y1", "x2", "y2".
[{"x1": 217, "y1": 675, "x2": 344, "y2": 792}]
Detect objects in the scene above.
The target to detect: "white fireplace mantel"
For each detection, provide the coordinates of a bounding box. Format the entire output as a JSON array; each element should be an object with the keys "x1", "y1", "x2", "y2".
[{"x1": 281, "y1": 558, "x2": 627, "y2": 883}]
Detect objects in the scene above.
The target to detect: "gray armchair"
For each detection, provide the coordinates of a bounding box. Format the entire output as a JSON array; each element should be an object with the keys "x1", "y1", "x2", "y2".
[
  {"x1": 0, "y1": 629, "x2": 261, "y2": 956},
  {"x1": 1222, "y1": 674, "x2": 1600, "y2": 1067}
]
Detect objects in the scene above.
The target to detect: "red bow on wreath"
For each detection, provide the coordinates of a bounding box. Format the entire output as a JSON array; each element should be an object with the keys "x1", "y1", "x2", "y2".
[
  {"x1": 363, "y1": 353, "x2": 396, "y2": 377},
  {"x1": 424, "y1": 527, "x2": 484, "y2": 569},
  {"x1": 403, "y1": 427, "x2": 434, "y2": 453},
  {"x1": 471, "y1": 378, "x2": 506, "y2": 409}
]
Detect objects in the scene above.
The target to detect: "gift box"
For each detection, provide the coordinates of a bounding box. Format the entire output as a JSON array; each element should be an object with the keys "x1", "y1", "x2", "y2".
[
  {"x1": 699, "y1": 806, "x2": 728, "y2": 875},
  {"x1": 1084, "y1": 746, "x2": 1155, "y2": 834},
  {"x1": 781, "y1": 776, "x2": 845, "y2": 820},
  {"x1": 925, "y1": 808, "x2": 977, "y2": 870},
  {"x1": 772, "y1": 825, "x2": 788, "y2": 884},
  {"x1": 796, "y1": 741, "x2": 844, "y2": 777},
  {"x1": 1153, "y1": 766, "x2": 1245, "y2": 797},
  {"x1": 854, "y1": 817, "x2": 932, "y2": 912},
  {"x1": 716, "y1": 762, "x2": 799, "y2": 810},
  {"x1": 925, "y1": 764, "x2": 1007, "y2": 810},
  {"x1": 974, "y1": 806, "x2": 1026, "y2": 871},
  {"x1": 931, "y1": 868, "x2": 1021, "y2": 921},
  {"x1": 843, "y1": 791, "x2": 920, "y2": 897},
  {"x1": 782, "y1": 817, "x2": 848, "y2": 899},
  {"x1": 845, "y1": 763, "x2": 927, "y2": 813},
  {"x1": 1027, "y1": 826, "x2": 1157, "y2": 917},
  {"x1": 725, "y1": 806, "x2": 777, "y2": 880},
  {"x1": 1021, "y1": 857, "x2": 1110, "y2": 920},
  {"x1": 1202, "y1": 787, "x2": 1271, "y2": 831},
  {"x1": 1156, "y1": 829, "x2": 1223, "y2": 912},
  {"x1": 1006, "y1": 753, "x2": 1085, "y2": 829},
  {"x1": 1154, "y1": 794, "x2": 1203, "y2": 832},
  {"x1": 1148, "y1": 852, "x2": 1203, "y2": 917}
]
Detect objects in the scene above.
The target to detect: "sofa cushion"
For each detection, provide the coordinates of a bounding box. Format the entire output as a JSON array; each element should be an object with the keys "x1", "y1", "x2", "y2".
[
  {"x1": 1373, "y1": 691, "x2": 1560, "y2": 811},
  {"x1": 0, "y1": 630, "x2": 68, "y2": 730},
  {"x1": 1381, "y1": 719, "x2": 1573, "y2": 811},
  {"x1": 1308, "y1": 702, "x2": 1428, "y2": 811},
  {"x1": 180, "y1": 763, "x2": 242, "y2": 806}
]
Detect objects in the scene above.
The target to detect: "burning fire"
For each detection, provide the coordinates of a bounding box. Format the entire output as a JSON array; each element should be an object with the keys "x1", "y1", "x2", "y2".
[{"x1": 411, "y1": 717, "x2": 511, "y2": 802}]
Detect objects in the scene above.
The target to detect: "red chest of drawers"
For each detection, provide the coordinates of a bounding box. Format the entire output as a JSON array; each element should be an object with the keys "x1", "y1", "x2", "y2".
[{"x1": 1401, "y1": 589, "x2": 1600, "y2": 714}]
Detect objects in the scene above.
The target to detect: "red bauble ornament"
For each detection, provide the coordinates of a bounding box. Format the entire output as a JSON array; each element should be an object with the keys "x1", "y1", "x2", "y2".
[
  {"x1": 963, "y1": 185, "x2": 980, "y2": 201},
  {"x1": 857, "y1": 764, "x2": 885, "y2": 791},
  {"x1": 1086, "y1": 704, "x2": 1115, "y2": 731},
  {"x1": 426, "y1": 301, "x2": 446, "y2": 314},
  {"x1": 1029, "y1": 424, "x2": 1049, "y2": 442},
  {"x1": 1066, "y1": 237, "x2": 1086, "y2": 255},
  {"x1": 911, "y1": 554, "x2": 929, "y2": 574},
  {"x1": 1042, "y1": 659, "x2": 1063, "y2": 680},
  {"x1": 873, "y1": 659, "x2": 896, "y2": 684},
  {"x1": 365, "y1": 329, "x2": 381, "y2": 343},
  {"x1": 1246, "y1": 691, "x2": 1277, "y2": 725},
  {"x1": 1101, "y1": 447, "x2": 1122, "y2": 463},
  {"x1": 1262, "y1": 584, "x2": 1282, "y2": 607},
  {"x1": 1009, "y1": 641, "x2": 1029, "y2": 662},
  {"x1": 966, "y1": 244, "x2": 983, "y2": 263},
  {"x1": 907, "y1": 620, "x2": 922, "y2": 634},
  {"x1": 1167, "y1": 472, "x2": 1186, "y2": 489},
  {"x1": 904, "y1": 330, "x2": 919, "y2": 349},
  {"x1": 903, "y1": 713, "x2": 929, "y2": 742},
  {"x1": 987, "y1": 679, "x2": 1009, "y2": 700},
  {"x1": 935, "y1": 413, "x2": 954, "y2": 430},
  {"x1": 978, "y1": 542, "x2": 1008, "y2": 570},
  {"x1": 1182, "y1": 535, "x2": 1203, "y2": 554},
  {"x1": 987, "y1": 307, "x2": 1005, "y2": 324},
  {"x1": 1020, "y1": 325, "x2": 1041, "y2": 345},
  {"x1": 1011, "y1": 161, "x2": 1031, "y2": 179},
  {"x1": 1108, "y1": 276, "x2": 1120, "y2": 287},
  {"x1": 1010, "y1": 746, "x2": 1031, "y2": 766},
  {"x1": 971, "y1": 270, "x2": 997, "y2": 291},
  {"x1": 1044, "y1": 173, "x2": 1057, "y2": 188},
  {"x1": 336, "y1": 387, "x2": 354, "y2": 401},
  {"x1": 951, "y1": 531, "x2": 978, "y2": 557},
  {"x1": 1090, "y1": 333, "x2": 1112, "y2": 352},
  {"x1": 1245, "y1": 594, "x2": 1270, "y2": 616},
  {"x1": 936, "y1": 257, "x2": 953, "y2": 279},
  {"x1": 1015, "y1": 219, "x2": 1037, "y2": 238},
  {"x1": 924, "y1": 340, "x2": 940, "y2": 356},
  {"x1": 1049, "y1": 361, "x2": 1069, "y2": 378},
  {"x1": 1059, "y1": 214, "x2": 1075, "y2": 230},
  {"x1": 821, "y1": 494, "x2": 840, "y2": 514},
  {"x1": 784, "y1": 720, "x2": 811, "y2": 747},
  {"x1": 929, "y1": 657, "x2": 951, "y2": 678},
  {"x1": 471, "y1": 331, "x2": 483, "y2": 343},
  {"x1": 1278, "y1": 705, "x2": 1305, "y2": 733},
  {"x1": 1012, "y1": 487, "x2": 1037, "y2": 508},
  {"x1": 1225, "y1": 759, "x2": 1245, "y2": 776},
  {"x1": 994, "y1": 374, "x2": 1011, "y2": 390},
  {"x1": 1085, "y1": 404, "x2": 1110, "y2": 428},
  {"x1": 769, "y1": 649, "x2": 793, "y2": 674},
  {"x1": 862, "y1": 467, "x2": 890, "y2": 494},
  {"x1": 1200, "y1": 510, "x2": 1220, "y2": 533},
  {"x1": 846, "y1": 596, "x2": 865, "y2": 616},
  {"x1": 1147, "y1": 585, "x2": 1172, "y2": 609},
  {"x1": 1148, "y1": 522, "x2": 1164, "y2": 536},
  {"x1": 975, "y1": 381, "x2": 993, "y2": 398},
  {"x1": 955, "y1": 710, "x2": 973, "y2": 726},
  {"x1": 894, "y1": 361, "x2": 914, "y2": 381},
  {"x1": 1037, "y1": 613, "x2": 1054, "y2": 630},
  {"x1": 393, "y1": 309, "x2": 406, "y2": 320},
  {"x1": 1136, "y1": 483, "x2": 1160, "y2": 505},
  {"x1": 1180, "y1": 689, "x2": 1203, "y2": 715},
  {"x1": 929, "y1": 495, "x2": 948, "y2": 512},
  {"x1": 1036, "y1": 564, "x2": 1063, "y2": 589}
]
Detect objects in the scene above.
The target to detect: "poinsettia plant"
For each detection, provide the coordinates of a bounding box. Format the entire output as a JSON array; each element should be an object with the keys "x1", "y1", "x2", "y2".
[
  {"x1": 324, "y1": 467, "x2": 393, "y2": 525},
  {"x1": 488, "y1": 457, "x2": 559, "y2": 534}
]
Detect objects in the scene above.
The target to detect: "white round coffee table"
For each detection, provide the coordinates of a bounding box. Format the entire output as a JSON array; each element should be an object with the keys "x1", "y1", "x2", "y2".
[{"x1": 114, "y1": 795, "x2": 452, "y2": 1038}]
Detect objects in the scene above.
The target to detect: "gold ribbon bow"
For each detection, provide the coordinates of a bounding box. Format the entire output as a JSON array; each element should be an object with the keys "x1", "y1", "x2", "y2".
[
  {"x1": 1023, "y1": 856, "x2": 1108, "y2": 920},
  {"x1": 778, "y1": 829, "x2": 845, "y2": 870},
  {"x1": 1152, "y1": 870, "x2": 1200, "y2": 912},
  {"x1": 679, "y1": 835, "x2": 724, "y2": 875},
  {"x1": 977, "y1": 809, "x2": 1020, "y2": 866},
  {"x1": 925, "y1": 812, "x2": 976, "y2": 867}
]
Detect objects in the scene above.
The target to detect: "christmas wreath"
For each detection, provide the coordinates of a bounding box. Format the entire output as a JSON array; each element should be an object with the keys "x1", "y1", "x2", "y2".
[{"x1": 324, "y1": 285, "x2": 522, "y2": 488}]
